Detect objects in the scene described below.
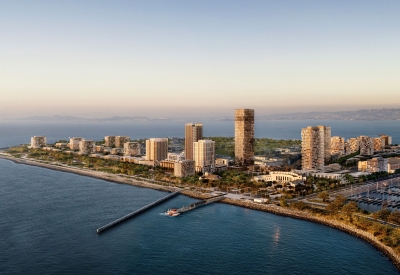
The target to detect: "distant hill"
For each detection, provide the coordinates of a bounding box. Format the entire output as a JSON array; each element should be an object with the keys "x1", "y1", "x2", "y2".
[
  {"x1": 10, "y1": 115, "x2": 151, "y2": 122},
  {"x1": 259, "y1": 108, "x2": 400, "y2": 121}
]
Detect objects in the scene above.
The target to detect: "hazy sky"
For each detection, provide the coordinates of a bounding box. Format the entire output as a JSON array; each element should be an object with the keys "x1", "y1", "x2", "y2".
[{"x1": 1, "y1": 1, "x2": 400, "y2": 118}]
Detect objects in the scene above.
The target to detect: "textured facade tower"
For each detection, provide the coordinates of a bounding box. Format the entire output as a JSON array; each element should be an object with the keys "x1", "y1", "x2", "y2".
[
  {"x1": 301, "y1": 126, "x2": 331, "y2": 170},
  {"x1": 234, "y1": 109, "x2": 254, "y2": 166},
  {"x1": 359, "y1": 136, "x2": 374, "y2": 155},
  {"x1": 193, "y1": 140, "x2": 215, "y2": 173},
  {"x1": 115, "y1": 136, "x2": 130, "y2": 148},
  {"x1": 104, "y1": 136, "x2": 116, "y2": 147},
  {"x1": 30, "y1": 136, "x2": 47, "y2": 148},
  {"x1": 373, "y1": 137, "x2": 384, "y2": 151},
  {"x1": 145, "y1": 138, "x2": 168, "y2": 161},
  {"x1": 123, "y1": 142, "x2": 141, "y2": 156},
  {"x1": 185, "y1": 123, "x2": 203, "y2": 160},
  {"x1": 348, "y1": 138, "x2": 360, "y2": 154},
  {"x1": 79, "y1": 140, "x2": 95, "y2": 154},
  {"x1": 331, "y1": 136, "x2": 345, "y2": 157},
  {"x1": 69, "y1": 137, "x2": 83, "y2": 150}
]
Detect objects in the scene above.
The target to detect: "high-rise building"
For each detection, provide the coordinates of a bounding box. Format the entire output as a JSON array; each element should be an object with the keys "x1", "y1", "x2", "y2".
[
  {"x1": 373, "y1": 137, "x2": 384, "y2": 151},
  {"x1": 194, "y1": 140, "x2": 215, "y2": 173},
  {"x1": 69, "y1": 137, "x2": 83, "y2": 150},
  {"x1": 301, "y1": 126, "x2": 331, "y2": 170},
  {"x1": 234, "y1": 109, "x2": 254, "y2": 166},
  {"x1": 184, "y1": 123, "x2": 203, "y2": 161},
  {"x1": 348, "y1": 138, "x2": 360, "y2": 154},
  {"x1": 30, "y1": 136, "x2": 47, "y2": 148},
  {"x1": 79, "y1": 139, "x2": 95, "y2": 154},
  {"x1": 359, "y1": 136, "x2": 374, "y2": 155},
  {"x1": 105, "y1": 136, "x2": 116, "y2": 147},
  {"x1": 380, "y1": 135, "x2": 392, "y2": 146},
  {"x1": 123, "y1": 142, "x2": 141, "y2": 156},
  {"x1": 145, "y1": 138, "x2": 168, "y2": 161},
  {"x1": 116, "y1": 136, "x2": 130, "y2": 148},
  {"x1": 331, "y1": 136, "x2": 345, "y2": 157}
]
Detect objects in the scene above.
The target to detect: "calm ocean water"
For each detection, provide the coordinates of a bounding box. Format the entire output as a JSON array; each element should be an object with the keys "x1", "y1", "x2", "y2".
[
  {"x1": 1, "y1": 120, "x2": 400, "y2": 274},
  {"x1": 0, "y1": 158, "x2": 398, "y2": 274},
  {"x1": 0, "y1": 120, "x2": 399, "y2": 148}
]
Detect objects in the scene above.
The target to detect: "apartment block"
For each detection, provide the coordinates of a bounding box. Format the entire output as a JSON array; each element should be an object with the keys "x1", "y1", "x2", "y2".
[
  {"x1": 123, "y1": 142, "x2": 141, "y2": 156},
  {"x1": 185, "y1": 123, "x2": 203, "y2": 161},
  {"x1": 79, "y1": 140, "x2": 95, "y2": 154},
  {"x1": 30, "y1": 136, "x2": 47, "y2": 148},
  {"x1": 380, "y1": 135, "x2": 392, "y2": 146},
  {"x1": 234, "y1": 109, "x2": 254, "y2": 166},
  {"x1": 359, "y1": 136, "x2": 374, "y2": 155},
  {"x1": 348, "y1": 138, "x2": 360, "y2": 154},
  {"x1": 331, "y1": 136, "x2": 345, "y2": 157},
  {"x1": 301, "y1": 126, "x2": 331, "y2": 170},
  {"x1": 146, "y1": 138, "x2": 168, "y2": 161},
  {"x1": 69, "y1": 137, "x2": 83, "y2": 150},
  {"x1": 373, "y1": 137, "x2": 385, "y2": 151},
  {"x1": 104, "y1": 136, "x2": 116, "y2": 147},
  {"x1": 115, "y1": 136, "x2": 130, "y2": 148},
  {"x1": 194, "y1": 139, "x2": 215, "y2": 173}
]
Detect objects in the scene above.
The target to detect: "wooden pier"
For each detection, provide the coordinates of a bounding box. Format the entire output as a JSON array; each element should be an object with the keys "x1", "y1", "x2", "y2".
[
  {"x1": 96, "y1": 190, "x2": 180, "y2": 234},
  {"x1": 175, "y1": 195, "x2": 225, "y2": 214}
]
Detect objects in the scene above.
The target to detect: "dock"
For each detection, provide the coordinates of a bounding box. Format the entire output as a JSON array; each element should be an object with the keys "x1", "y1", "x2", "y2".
[
  {"x1": 96, "y1": 190, "x2": 180, "y2": 233},
  {"x1": 175, "y1": 195, "x2": 225, "y2": 214}
]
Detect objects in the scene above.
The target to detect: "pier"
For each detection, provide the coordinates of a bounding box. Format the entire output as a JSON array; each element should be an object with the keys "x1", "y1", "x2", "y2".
[
  {"x1": 174, "y1": 195, "x2": 225, "y2": 214},
  {"x1": 96, "y1": 190, "x2": 180, "y2": 233}
]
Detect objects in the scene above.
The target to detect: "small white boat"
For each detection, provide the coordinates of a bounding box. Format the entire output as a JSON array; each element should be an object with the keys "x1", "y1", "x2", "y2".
[{"x1": 165, "y1": 209, "x2": 180, "y2": 216}]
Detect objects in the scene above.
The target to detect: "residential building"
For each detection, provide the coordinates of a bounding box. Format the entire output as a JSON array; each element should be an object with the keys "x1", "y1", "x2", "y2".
[
  {"x1": 123, "y1": 142, "x2": 141, "y2": 156},
  {"x1": 104, "y1": 136, "x2": 116, "y2": 147},
  {"x1": 234, "y1": 109, "x2": 254, "y2": 166},
  {"x1": 115, "y1": 136, "x2": 130, "y2": 148},
  {"x1": 359, "y1": 136, "x2": 374, "y2": 155},
  {"x1": 348, "y1": 138, "x2": 360, "y2": 154},
  {"x1": 167, "y1": 152, "x2": 185, "y2": 162},
  {"x1": 79, "y1": 140, "x2": 95, "y2": 154},
  {"x1": 194, "y1": 139, "x2": 215, "y2": 173},
  {"x1": 380, "y1": 135, "x2": 393, "y2": 146},
  {"x1": 146, "y1": 138, "x2": 168, "y2": 161},
  {"x1": 373, "y1": 137, "x2": 385, "y2": 151},
  {"x1": 331, "y1": 136, "x2": 345, "y2": 157},
  {"x1": 185, "y1": 123, "x2": 203, "y2": 161},
  {"x1": 174, "y1": 160, "x2": 195, "y2": 177},
  {"x1": 69, "y1": 137, "x2": 83, "y2": 150},
  {"x1": 301, "y1": 126, "x2": 331, "y2": 170},
  {"x1": 30, "y1": 136, "x2": 47, "y2": 148},
  {"x1": 388, "y1": 158, "x2": 400, "y2": 173},
  {"x1": 95, "y1": 145, "x2": 104, "y2": 153},
  {"x1": 358, "y1": 157, "x2": 388, "y2": 173}
]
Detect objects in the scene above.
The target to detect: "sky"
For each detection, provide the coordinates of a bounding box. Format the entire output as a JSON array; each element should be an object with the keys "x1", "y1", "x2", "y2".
[{"x1": 1, "y1": 0, "x2": 400, "y2": 119}]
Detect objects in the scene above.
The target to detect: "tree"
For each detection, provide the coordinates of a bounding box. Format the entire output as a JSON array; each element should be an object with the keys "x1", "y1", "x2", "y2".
[
  {"x1": 318, "y1": 191, "x2": 329, "y2": 202},
  {"x1": 388, "y1": 210, "x2": 400, "y2": 225},
  {"x1": 326, "y1": 195, "x2": 346, "y2": 215},
  {"x1": 341, "y1": 202, "x2": 359, "y2": 222}
]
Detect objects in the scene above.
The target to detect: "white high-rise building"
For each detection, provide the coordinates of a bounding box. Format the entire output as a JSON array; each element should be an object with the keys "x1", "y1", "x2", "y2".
[
  {"x1": 79, "y1": 140, "x2": 95, "y2": 154},
  {"x1": 123, "y1": 142, "x2": 141, "y2": 156},
  {"x1": 193, "y1": 140, "x2": 215, "y2": 173},
  {"x1": 331, "y1": 136, "x2": 345, "y2": 157},
  {"x1": 69, "y1": 137, "x2": 83, "y2": 150}
]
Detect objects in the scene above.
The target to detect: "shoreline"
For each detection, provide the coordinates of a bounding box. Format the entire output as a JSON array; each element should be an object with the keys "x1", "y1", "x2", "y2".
[{"x1": 1, "y1": 154, "x2": 400, "y2": 271}]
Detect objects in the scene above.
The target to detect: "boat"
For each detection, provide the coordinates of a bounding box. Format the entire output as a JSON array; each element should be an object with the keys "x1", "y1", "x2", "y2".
[{"x1": 165, "y1": 209, "x2": 180, "y2": 216}]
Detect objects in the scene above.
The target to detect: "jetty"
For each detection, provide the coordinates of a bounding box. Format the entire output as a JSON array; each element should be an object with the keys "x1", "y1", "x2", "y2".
[
  {"x1": 174, "y1": 195, "x2": 225, "y2": 214},
  {"x1": 96, "y1": 190, "x2": 180, "y2": 233}
]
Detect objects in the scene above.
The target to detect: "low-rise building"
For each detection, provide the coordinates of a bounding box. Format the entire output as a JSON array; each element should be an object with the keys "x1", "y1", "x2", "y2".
[
  {"x1": 30, "y1": 136, "x2": 47, "y2": 148},
  {"x1": 358, "y1": 157, "x2": 388, "y2": 173},
  {"x1": 111, "y1": 148, "x2": 123, "y2": 155},
  {"x1": 174, "y1": 160, "x2": 195, "y2": 177},
  {"x1": 253, "y1": 171, "x2": 304, "y2": 183},
  {"x1": 95, "y1": 145, "x2": 104, "y2": 153},
  {"x1": 55, "y1": 142, "x2": 67, "y2": 148},
  {"x1": 388, "y1": 158, "x2": 400, "y2": 173},
  {"x1": 167, "y1": 152, "x2": 185, "y2": 162}
]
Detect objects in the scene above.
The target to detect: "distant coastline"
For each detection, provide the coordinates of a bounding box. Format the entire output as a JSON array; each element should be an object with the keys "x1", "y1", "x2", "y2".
[
  {"x1": 2, "y1": 108, "x2": 400, "y2": 122},
  {"x1": 1, "y1": 153, "x2": 400, "y2": 271}
]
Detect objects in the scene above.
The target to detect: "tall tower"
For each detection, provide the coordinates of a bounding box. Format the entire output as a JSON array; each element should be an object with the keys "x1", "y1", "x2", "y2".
[
  {"x1": 185, "y1": 123, "x2": 203, "y2": 160},
  {"x1": 193, "y1": 140, "x2": 215, "y2": 173},
  {"x1": 234, "y1": 109, "x2": 254, "y2": 166},
  {"x1": 145, "y1": 138, "x2": 168, "y2": 161},
  {"x1": 301, "y1": 125, "x2": 331, "y2": 170}
]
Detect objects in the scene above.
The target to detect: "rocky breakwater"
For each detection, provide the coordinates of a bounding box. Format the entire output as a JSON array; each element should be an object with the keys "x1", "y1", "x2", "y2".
[{"x1": 221, "y1": 197, "x2": 400, "y2": 271}]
